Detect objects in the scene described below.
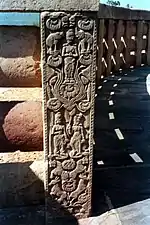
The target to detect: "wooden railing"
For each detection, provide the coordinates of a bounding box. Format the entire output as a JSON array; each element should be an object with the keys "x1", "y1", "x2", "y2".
[{"x1": 97, "y1": 4, "x2": 150, "y2": 85}]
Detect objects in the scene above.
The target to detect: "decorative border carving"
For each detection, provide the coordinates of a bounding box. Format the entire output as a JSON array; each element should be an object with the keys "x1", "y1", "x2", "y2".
[{"x1": 41, "y1": 11, "x2": 97, "y2": 219}]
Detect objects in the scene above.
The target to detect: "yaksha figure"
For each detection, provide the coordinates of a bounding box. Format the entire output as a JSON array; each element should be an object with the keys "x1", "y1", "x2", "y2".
[
  {"x1": 69, "y1": 113, "x2": 85, "y2": 156},
  {"x1": 51, "y1": 112, "x2": 67, "y2": 156},
  {"x1": 62, "y1": 29, "x2": 78, "y2": 82}
]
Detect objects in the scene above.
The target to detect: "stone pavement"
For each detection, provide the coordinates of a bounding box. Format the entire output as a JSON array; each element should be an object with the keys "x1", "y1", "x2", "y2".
[
  {"x1": 1, "y1": 198, "x2": 150, "y2": 224},
  {"x1": 79, "y1": 210, "x2": 121, "y2": 225},
  {"x1": 0, "y1": 206, "x2": 121, "y2": 225}
]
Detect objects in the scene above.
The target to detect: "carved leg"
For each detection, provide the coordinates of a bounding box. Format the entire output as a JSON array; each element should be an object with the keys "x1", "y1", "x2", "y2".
[
  {"x1": 41, "y1": 11, "x2": 97, "y2": 220},
  {"x1": 78, "y1": 139, "x2": 82, "y2": 155},
  {"x1": 54, "y1": 138, "x2": 60, "y2": 155}
]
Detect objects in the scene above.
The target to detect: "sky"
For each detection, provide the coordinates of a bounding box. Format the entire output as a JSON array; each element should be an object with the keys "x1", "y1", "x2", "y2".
[{"x1": 102, "y1": 0, "x2": 150, "y2": 10}]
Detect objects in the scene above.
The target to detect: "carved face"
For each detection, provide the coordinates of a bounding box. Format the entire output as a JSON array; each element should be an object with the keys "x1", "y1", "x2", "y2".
[
  {"x1": 74, "y1": 113, "x2": 82, "y2": 125},
  {"x1": 62, "y1": 178, "x2": 76, "y2": 192},
  {"x1": 62, "y1": 171, "x2": 76, "y2": 192},
  {"x1": 49, "y1": 159, "x2": 57, "y2": 168},
  {"x1": 66, "y1": 29, "x2": 74, "y2": 43},
  {"x1": 69, "y1": 16, "x2": 76, "y2": 27}
]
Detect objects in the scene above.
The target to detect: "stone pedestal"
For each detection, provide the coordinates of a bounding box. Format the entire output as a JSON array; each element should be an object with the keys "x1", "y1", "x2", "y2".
[{"x1": 41, "y1": 10, "x2": 97, "y2": 220}]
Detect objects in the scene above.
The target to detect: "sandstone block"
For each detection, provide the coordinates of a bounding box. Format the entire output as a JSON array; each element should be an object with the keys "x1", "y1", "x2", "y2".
[
  {"x1": 0, "y1": 27, "x2": 41, "y2": 87},
  {"x1": 0, "y1": 0, "x2": 99, "y2": 11},
  {"x1": 2, "y1": 101, "x2": 43, "y2": 151},
  {"x1": 0, "y1": 87, "x2": 42, "y2": 101}
]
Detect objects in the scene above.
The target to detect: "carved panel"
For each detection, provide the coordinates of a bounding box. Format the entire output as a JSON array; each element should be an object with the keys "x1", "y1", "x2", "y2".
[{"x1": 41, "y1": 11, "x2": 97, "y2": 219}]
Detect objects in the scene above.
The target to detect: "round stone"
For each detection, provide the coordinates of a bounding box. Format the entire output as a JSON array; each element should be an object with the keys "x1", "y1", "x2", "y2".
[{"x1": 3, "y1": 101, "x2": 43, "y2": 151}]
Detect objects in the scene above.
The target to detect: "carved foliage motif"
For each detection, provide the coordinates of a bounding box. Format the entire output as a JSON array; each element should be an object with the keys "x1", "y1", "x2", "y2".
[{"x1": 42, "y1": 11, "x2": 96, "y2": 218}]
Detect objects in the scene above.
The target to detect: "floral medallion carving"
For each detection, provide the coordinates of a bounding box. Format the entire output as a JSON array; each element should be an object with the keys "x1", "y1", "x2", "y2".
[{"x1": 41, "y1": 11, "x2": 97, "y2": 219}]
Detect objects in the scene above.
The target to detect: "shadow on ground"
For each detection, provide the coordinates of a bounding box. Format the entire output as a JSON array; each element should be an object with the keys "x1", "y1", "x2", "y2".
[
  {"x1": 0, "y1": 161, "x2": 79, "y2": 225},
  {"x1": 92, "y1": 67, "x2": 150, "y2": 224}
]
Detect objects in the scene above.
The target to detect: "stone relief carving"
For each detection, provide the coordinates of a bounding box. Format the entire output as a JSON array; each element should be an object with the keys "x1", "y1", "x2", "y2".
[
  {"x1": 51, "y1": 112, "x2": 68, "y2": 156},
  {"x1": 41, "y1": 11, "x2": 97, "y2": 218}
]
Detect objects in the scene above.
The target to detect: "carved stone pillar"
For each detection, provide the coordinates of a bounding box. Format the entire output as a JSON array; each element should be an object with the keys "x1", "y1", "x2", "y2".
[{"x1": 41, "y1": 11, "x2": 97, "y2": 220}]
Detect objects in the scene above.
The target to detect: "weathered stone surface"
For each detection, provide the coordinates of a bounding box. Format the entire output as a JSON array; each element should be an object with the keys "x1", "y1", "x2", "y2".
[
  {"x1": 0, "y1": 0, "x2": 99, "y2": 11},
  {"x1": 79, "y1": 211, "x2": 122, "y2": 225},
  {"x1": 0, "y1": 151, "x2": 44, "y2": 208},
  {"x1": 42, "y1": 11, "x2": 97, "y2": 219},
  {"x1": 0, "y1": 150, "x2": 43, "y2": 164},
  {"x1": 3, "y1": 101, "x2": 43, "y2": 151},
  {"x1": 0, "y1": 87, "x2": 42, "y2": 101},
  {"x1": 0, "y1": 102, "x2": 18, "y2": 151},
  {"x1": 2, "y1": 203, "x2": 150, "y2": 225},
  {"x1": 0, "y1": 27, "x2": 41, "y2": 87},
  {"x1": 0, "y1": 207, "x2": 121, "y2": 225}
]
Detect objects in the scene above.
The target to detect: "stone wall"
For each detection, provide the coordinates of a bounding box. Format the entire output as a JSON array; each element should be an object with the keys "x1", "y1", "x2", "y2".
[
  {"x1": 0, "y1": 26, "x2": 43, "y2": 208},
  {"x1": 0, "y1": 26, "x2": 41, "y2": 87}
]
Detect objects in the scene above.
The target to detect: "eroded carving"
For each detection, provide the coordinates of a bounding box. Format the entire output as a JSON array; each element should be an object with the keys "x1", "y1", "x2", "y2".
[
  {"x1": 51, "y1": 112, "x2": 68, "y2": 156},
  {"x1": 42, "y1": 11, "x2": 97, "y2": 219},
  {"x1": 69, "y1": 113, "x2": 85, "y2": 156}
]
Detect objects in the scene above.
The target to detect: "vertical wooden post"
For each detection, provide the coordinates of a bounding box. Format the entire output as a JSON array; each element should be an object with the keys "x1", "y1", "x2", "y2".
[
  {"x1": 136, "y1": 21, "x2": 143, "y2": 66},
  {"x1": 106, "y1": 19, "x2": 114, "y2": 76},
  {"x1": 147, "y1": 22, "x2": 150, "y2": 65},
  {"x1": 97, "y1": 19, "x2": 104, "y2": 84},
  {"x1": 124, "y1": 21, "x2": 131, "y2": 68},
  {"x1": 115, "y1": 20, "x2": 123, "y2": 71},
  {"x1": 41, "y1": 11, "x2": 97, "y2": 222}
]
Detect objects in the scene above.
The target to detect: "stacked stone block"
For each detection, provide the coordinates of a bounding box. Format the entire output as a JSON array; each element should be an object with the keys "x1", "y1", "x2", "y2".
[{"x1": 0, "y1": 26, "x2": 44, "y2": 208}]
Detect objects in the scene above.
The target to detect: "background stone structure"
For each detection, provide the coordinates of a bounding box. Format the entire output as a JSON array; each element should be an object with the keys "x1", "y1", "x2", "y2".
[
  {"x1": 0, "y1": 26, "x2": 43, "y2": 209},
  {"x1": 0, "y1": 0, "x2": 99, "y2": 11},
  {"x1": 0, "y1": 27, "x2": 41, "y2": 87},
  {"x1": 1, "y1": 2, "x2": 150, "y2": 225}
]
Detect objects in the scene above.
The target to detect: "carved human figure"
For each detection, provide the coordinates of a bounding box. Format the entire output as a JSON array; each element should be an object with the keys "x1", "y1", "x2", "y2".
[
  {"x1": 49, "y1": 161, "x2": 68, "y2": 205},
  {"x1": 77, "y1": 30, "x2": 93, "y2": 66},
  {"x1": 51, "y1": 112, "x2": 67, "y2": 155},
  {"x1": 69, "y1": 113, "x2": 85, "y2": 155},
  {"x1": 77, "y1": 30, "x2": 93, "y2": 54},
  {"x1": 62, "y1": 29, "x2": 78, "y2": 81},
  {"x1": 46, "y1": 32, "x2": 64, "y2": 67}
]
